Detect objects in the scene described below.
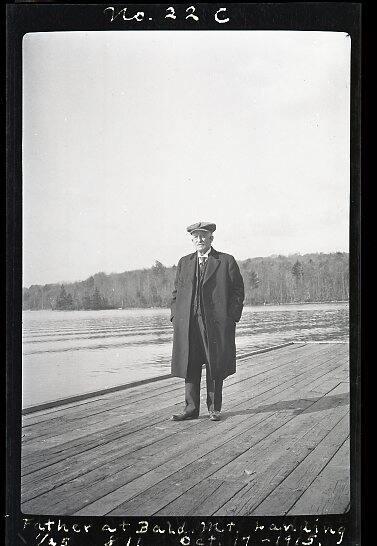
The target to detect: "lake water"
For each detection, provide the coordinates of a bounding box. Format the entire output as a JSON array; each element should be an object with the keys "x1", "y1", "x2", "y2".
[{"x1": 22, "y1": 303, "x2": 349, "y2": 408}]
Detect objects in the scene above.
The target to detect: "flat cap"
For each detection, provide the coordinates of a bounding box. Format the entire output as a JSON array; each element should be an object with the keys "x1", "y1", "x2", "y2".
[{"x1": 187, "y1": 221, "x2": 216, "y2": 234}]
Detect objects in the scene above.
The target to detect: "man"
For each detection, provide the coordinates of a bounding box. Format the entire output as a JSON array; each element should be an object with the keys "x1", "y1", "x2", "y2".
[{"x1": 170, "y1": 221, "x2": 245, "y2": 421}]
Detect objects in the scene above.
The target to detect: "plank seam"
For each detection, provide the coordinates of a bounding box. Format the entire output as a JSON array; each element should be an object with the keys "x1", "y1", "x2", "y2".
[
  {"x1": 151, "y1": 393, "x2": 349, "y2": 516},
  {"x1": 21, "y1": 349, "x2": 343, "y2": 477},
  {"x1": 285, "y1": 434, "x2": 350, "y2": 515},
  {"x1": 80, "y1": 380, "x2": 348, "y2": 516},
  {"x1": 21, "y1": 350, "x2": 346, "y2": 481}
]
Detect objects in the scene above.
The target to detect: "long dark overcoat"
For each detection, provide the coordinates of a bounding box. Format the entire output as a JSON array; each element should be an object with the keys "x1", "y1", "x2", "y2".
[{"x1": 170, "y1": 248, "x2": 245, "y2": 380}]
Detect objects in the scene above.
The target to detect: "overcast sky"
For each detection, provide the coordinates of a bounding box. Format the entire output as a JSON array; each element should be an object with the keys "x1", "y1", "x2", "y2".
[{"x1": 23, "y1": 31, "x2": 350, "y2": 287}]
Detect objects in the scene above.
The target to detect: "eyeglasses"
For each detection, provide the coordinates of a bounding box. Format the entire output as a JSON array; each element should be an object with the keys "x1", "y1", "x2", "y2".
[{"x1": 192, "y1": 233, "x2": 210, "y2": 240}]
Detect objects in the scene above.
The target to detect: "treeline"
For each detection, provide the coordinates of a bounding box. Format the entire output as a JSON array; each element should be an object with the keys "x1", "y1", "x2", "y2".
[{"x1": 22, "y1": 252, "x2": 349, "y2": 311}]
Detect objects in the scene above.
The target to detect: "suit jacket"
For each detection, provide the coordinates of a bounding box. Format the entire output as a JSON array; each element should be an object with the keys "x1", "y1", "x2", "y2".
[{"x1": 170, "y1": 248, "x2": 244, "y2": 379}]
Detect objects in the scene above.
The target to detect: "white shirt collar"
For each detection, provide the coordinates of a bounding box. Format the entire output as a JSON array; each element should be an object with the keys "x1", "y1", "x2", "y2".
[{"x1": 197, "y1": 247, "x2": 211, "y2": 259}]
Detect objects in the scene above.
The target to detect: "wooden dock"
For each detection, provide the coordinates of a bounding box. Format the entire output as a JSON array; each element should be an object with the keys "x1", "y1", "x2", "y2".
[{"x1": 21, "y1": 342, "x2": 349, "y2": 516}]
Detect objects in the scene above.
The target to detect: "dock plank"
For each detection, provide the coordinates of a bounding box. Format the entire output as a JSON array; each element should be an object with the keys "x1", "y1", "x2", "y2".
[
  {"x1": 21, "y1": 343, "x2": 350, "y2": 516},
  {"x1": 93, "y1": 365, "x2": 348, "y2": 515},
  {"x1": 22, "y1": 343, "x2": 329, "y2": 431},
  {"x1": 21, "y1": 344, "x2": 337, "y2": 473},
  {"x1": 22, "y1": 349, "x2": 345, "y2": 509},
  {"x1": 288, "y1": 438, "x2": 350, "y2": 515},
  {"x1": 22, "y1": 343, "x2": 322, "y2": 442},
  {"x1": 159, "y1": 393, "x2": 349, "y2": 516},
  {"x1": 122, "y1": 382, "x2": 348, "y2": 516}
]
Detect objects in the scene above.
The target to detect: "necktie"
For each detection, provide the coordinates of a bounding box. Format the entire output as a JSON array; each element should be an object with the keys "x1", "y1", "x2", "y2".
[
  {"x1": 194, "y1": 257, "x2": 207, "y2": 315},
  {"x1": 199, "y1": 257, "x2": 207, "y2": 279}
]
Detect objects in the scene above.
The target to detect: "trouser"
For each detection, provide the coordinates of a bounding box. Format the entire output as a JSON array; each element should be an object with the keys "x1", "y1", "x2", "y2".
[{"x1": 185, "y1": 313, "x2": 223, "y2": 415}]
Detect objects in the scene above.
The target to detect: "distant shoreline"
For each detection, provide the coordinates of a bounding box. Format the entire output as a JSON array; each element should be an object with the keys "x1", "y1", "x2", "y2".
[
  {"x1": 22, "y1": 300, "x2": 349, "y2": 311},
  {"x1": 23, "y1": 253, "x2": 349, "y2": 311}
]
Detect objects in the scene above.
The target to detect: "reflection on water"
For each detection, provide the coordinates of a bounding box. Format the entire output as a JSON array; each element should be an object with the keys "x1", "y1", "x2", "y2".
[{"x1": 22, "y1": 303, "x2": 349, "y2": 408}]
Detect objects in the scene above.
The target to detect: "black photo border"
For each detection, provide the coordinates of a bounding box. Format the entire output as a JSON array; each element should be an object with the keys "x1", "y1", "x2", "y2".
[{"x1": 6, "y1": 3, "x2": 362, "y2": 546}]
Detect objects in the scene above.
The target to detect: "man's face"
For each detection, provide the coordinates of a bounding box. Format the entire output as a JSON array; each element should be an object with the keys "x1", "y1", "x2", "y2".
[{"x1": 191, "y1": 230, "x2": 213, "y2": 254}]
